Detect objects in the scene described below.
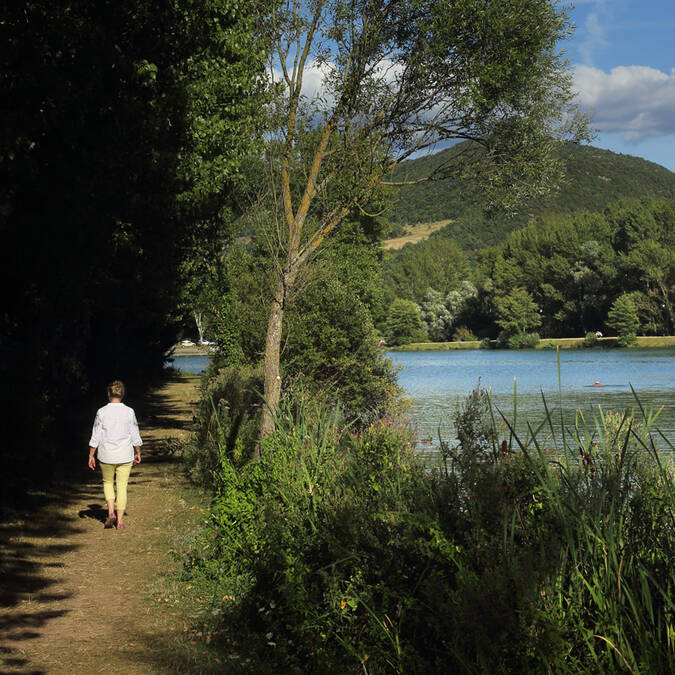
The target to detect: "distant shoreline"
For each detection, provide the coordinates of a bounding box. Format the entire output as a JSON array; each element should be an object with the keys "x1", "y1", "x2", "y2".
[
  {"x1": 392, "y1": 336, "x2": 675, "y2": 352},
  {"x1": 168, "y1": 344, "x2": 216, "y2": 357},
  {"x1": 168, "y1": 336, "x2": 675, "y2": 356}
]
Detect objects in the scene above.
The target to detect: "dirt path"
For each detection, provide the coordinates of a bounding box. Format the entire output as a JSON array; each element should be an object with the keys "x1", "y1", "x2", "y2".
[{"x1": 0, "y1": 374, "x2": 219, "y2": 674}]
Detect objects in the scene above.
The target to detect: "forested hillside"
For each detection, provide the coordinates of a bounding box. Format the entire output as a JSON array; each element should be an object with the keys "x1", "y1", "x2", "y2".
[
  {"x1": 386, "y1": 142, "x2": 675, "y2": 251},
  {"x1": 381, "y1": 197, "x2": 674, "y2": 345}
]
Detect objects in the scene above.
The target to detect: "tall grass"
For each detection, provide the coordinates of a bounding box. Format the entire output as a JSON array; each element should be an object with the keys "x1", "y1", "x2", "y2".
[
  {"x1": 502, "y1": 395, "x2": 674, "y2": 671},
  {"x1": 182, "y1": 370, "x2": 675, "y2": 672}
]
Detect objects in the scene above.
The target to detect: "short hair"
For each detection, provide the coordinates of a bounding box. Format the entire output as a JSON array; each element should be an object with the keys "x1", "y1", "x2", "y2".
[{"x1": 107, "y1": 380, "x2": 125, "y2": 400}]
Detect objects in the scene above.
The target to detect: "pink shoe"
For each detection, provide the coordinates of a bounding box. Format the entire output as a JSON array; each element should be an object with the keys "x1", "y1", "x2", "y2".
[{"x1": 116, "y1": 522, "x2": 126, "y2": 530}]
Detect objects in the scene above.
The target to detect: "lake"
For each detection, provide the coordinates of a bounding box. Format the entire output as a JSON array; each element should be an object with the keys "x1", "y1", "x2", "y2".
[
  {"x1": 390, "y1": 348, "x2": 675, "y2": 456},
  {"x1": 169, "y1": 348, "x2": 675, "y2": 453}
]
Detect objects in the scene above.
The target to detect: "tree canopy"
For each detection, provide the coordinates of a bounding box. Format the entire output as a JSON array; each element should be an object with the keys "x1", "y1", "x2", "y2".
[
  {"x1": 248, "y1": 0, "x2": 588, "y2": 441},
  {"x1": 0, "y1": 0, "x2": 270, "y2": 502}
]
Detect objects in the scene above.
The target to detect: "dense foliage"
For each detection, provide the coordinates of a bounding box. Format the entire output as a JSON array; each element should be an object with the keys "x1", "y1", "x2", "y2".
[
  {"x1": 383, "y1": 238, "x2": 469, "y2": 304},
  {"x1": 607, "y1": 294, "x2": 640, "y2": 347},
  {"x1": 0, "y1": 0, "x2": 269, "y2": 503},
  {"x1": 384, "y1": 299, "x2": 427, "y2": 346},
  {"x1": 481, "y1": 197, "x2": 675, "y2": 338},
  {"x1": 182, "y1": 386, "x2": 675, "y2": 672},
  {"x1": 378, "y1": 142, "x2": 675, "y2": 344},
  {"x1": 382, "y1": 196, "x2": 674, "y2": 342},
  {"x1": 207, "y1": 216, "x2": 400, "y2": 421}
]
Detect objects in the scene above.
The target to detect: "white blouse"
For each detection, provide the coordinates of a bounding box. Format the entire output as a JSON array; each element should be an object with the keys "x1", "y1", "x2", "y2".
[{"x1": 89, "y1": 402, "x2": 143, "y2": 464}]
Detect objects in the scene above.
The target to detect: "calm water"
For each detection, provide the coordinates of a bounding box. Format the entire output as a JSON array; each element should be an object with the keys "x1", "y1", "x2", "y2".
[
  {"x1": 169, "y1": 354, "x2": 211, "y2": 374},
  {"x1": 389, "y1": 348, "x2": 675, "y2": 455},
  {"x1": 169, "y1": 348, "x2": 675, "y2": 452}
]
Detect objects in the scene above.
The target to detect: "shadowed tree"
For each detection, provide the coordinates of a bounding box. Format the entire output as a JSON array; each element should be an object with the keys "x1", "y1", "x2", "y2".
[
  {"x1": 0, "y1": 0, "x2": 270, "y2": 501},
  {"x1": 252, "y1": 0, "x2": 589, "y2": 447}
]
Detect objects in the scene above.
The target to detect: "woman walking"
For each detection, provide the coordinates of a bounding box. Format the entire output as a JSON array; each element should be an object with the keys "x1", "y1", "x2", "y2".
[{"x1": 88, "y1": 380, "x2": 142, "y2": 529}]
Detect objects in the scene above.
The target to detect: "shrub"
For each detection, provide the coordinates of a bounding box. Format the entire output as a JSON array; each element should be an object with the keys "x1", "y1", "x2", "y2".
[
  {"x1": 183, "y1": 384, "x2": 675, "y2": 673},
  {"x1": 506, "y1": 331, "x2": 540, "y2": 349},
  {"x1": 181, "y1": 364, "x2": 263, "y2": 486},
  {"x1": 285, "y1": 276, "x2": 400, "y2": 422},
  {"x1": 479, "y1": 336, "x2": 493, "y2": 349},
  {"x1": 453, "y1": 325, "x2": 478, "y2": 342},
  {"x1": 583, "y1": 331, "x2": 599, "y2": 347}
]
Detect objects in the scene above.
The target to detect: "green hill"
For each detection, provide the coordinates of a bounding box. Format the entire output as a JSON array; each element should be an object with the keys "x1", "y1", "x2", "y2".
[{"x1": 387, "y1": 142, "x2": 675, "y2": 251}]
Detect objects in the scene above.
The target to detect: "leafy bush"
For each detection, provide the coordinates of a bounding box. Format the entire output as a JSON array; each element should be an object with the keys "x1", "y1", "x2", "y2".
[
  {"x1": 506, "y1": 331, "x2": 540, "y2": 349},
  {"x1": 285, "y1": 276, "x2": 400, "y2": 422},
  {"x1": 181, "y1": 364, "x2": 263, "y2": 486},
  {"x1": 479, "y1": 337, "x2": 493, "y2": 349},
  {"x1": 583, "y1": 330, "x2": 599, "y2": 347},
  {"x1": 453, "y1": 325, "x2": 478, "y2": 342}
]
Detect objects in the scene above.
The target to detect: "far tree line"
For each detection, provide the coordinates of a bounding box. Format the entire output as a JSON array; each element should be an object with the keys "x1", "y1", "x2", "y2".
[
  {"x1": 377, "y1": 196, "x2": 674, "y2": 346},
  {"x1": 186, "y1": 195, "x2": 674, "y2": 355}
]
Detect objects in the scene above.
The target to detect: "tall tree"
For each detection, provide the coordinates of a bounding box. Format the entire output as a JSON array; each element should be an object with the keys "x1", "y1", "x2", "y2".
[
  {"x1": 0, "y1": 0, "x2": 269, "y2": 500},
  {"x1": 606, "y1": 294, "x2": 640, "y2": 346},
  {"x1": 495, "y1": 287, "x2": 542, "y2": 338},
  {"x1": 253, "y1": 0, "x2": 589, "y2": 446}
]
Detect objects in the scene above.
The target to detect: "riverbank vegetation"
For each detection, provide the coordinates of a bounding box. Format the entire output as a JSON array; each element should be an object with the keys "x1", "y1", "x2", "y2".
[
  {"x1": 394, "y1": 336, "x2": 675, "y2": 352},
  {"x1": 179, "y1": 374, "x2": 675, "y2": 672}
]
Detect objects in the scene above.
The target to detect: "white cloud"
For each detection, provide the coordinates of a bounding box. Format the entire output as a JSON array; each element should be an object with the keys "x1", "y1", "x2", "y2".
[
  {"x1": 573, "y1": 65, "x2": 675, "y2": 141},
  {"x1": 269, "y1": 59, "x2": 337, "y2": 112},
  {"x1": 575, "y1": 0, "x2": 612, "y2": 66},
  {"x1": 579, "y1": 10, "x2": 609, "y2": 65}
]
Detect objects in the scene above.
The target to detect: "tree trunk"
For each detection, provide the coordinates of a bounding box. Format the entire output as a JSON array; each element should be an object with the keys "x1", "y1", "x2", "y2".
[
  {"x1": 256, "y1": 276, "x2": 287, "y2": 459},
  {"x1": 193, "y1": 310, "x2": 204, "y2": 344}
]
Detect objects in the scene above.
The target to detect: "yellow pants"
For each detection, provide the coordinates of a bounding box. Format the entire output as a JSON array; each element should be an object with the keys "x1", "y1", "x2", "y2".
[{"x1": 100, "y1": 461, "x2": 133, "y2": 511}]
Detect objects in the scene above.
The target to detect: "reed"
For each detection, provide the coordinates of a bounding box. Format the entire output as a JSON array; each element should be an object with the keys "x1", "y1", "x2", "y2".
[{"x1": 181, "y1": 368, "x2": 674, "y2": 672}]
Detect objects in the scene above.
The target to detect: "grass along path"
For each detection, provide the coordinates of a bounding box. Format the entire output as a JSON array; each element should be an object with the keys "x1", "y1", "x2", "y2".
[{"x1": 0, "y1": 373, "x2": 238, "y2": 674}]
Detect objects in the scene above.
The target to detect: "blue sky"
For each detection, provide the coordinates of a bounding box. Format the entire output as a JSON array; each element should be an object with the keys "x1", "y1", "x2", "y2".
[{"x1": 564, "y1": 0, "x2": 675, "y2": 170}]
